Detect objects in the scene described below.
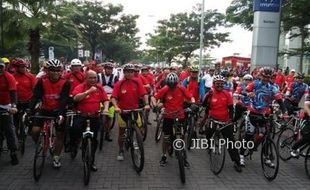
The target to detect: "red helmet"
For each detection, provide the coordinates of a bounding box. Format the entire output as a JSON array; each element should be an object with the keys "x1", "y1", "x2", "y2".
[{"x1": 12, "y1": 58, "x2": 28, "y2": 67}]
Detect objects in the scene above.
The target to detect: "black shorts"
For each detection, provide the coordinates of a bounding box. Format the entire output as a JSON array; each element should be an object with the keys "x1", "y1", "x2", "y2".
[
  {"x1": 162, "y1": 118, "x2": 185, "y2": 136},
  {"x1": 32, "y1": 110, "x2": 65, "y2": 132}
]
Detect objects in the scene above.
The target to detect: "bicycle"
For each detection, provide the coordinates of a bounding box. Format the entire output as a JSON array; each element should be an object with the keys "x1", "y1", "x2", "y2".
[
  {"x1": 122, "y1": 108, "x2": 145, "y2": 173},
  {"x1": 99, "y1": 105, "x2": 116, "y2": 150},
  {"x1": 30, "y1": 115, "x2": 57, "y2": 181},
  {"x1": 15, "y1": 108, "x2": 28, "y2": 155},
  {"x1": 162, "y1": 109, "x2": 187, "y2": 183},
  {"x1": 0, "y1": 109, "x2": 10, "y2": 155},
  {"x1": 242, "y1": 113, "x2": 280, "y2": 181},
  {"x1": 184, "y1": 104, "x2": 199, "y2": 150},
  {"x1": 277, "y1": 109, "x2": 304, "y2": 161},
  {"x1": 154, "y1": 107, "x2": 164, "y2": 143},
  {"x1": 207, "y1": 119, "x2": 232, "y2": 175},
  {"x1": 276, "y1": 116, "x2": 310, "y2": 179}
]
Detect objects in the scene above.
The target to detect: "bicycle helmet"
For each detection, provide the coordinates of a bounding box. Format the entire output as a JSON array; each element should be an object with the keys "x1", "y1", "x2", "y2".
[
  {"x1": 243, "y1": 74, "x2": 253, "y2": 81},
  {"x1": 220, "y1": 70, "x2": 230, "y2": 77},
  {"x1": 70, "y1": 58, "x2": 83, "y2": 66},
  {"x1": 166, "y1": 72, "x2": 179, "y2": 88},
  {"x1": 12, "y1": 58, "x2": 28, "y2": 67},
  {"x1": 104, "y1": 62, "x2": 114, "y2": 68},
  {"x1": 213, "y1": 75, "x2": 225, "y2": 82},
  {"x1": 123, "y1": 63, "x2": 135, "y2": 71},
  {"x1": 0, "y1": 59, "x2": 5, "y2": 67},
  {"x1": 261, "y1": 67, "x2": 273, "y2": 77},
  {"x1": 295, "y1": 72, "x2": 305, "y2": 79},
  {"x1": 47, "y1": 59, "x2": 62, "y2": 69},
  {"x1": 1, "y1": 57, "x2": 10, "y2": 64},
  {"x1": 190, "y1": 65, "x2": 199, "y2": 72}
]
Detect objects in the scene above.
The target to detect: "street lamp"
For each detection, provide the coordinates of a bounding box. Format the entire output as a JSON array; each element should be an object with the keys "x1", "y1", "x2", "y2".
[
  {"x1": 199, "y1": 0, "x2": 205, "y2": 74},
  {"x1": 0, "y1": 0, "x2": 3, "y2": 55}
]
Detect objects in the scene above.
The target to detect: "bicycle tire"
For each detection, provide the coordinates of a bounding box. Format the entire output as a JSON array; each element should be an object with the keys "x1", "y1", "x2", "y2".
[
  {"x1": 176, "y1": 150, "x2": 186, "y2": 183},
  {"x1": 155, "y1": 117, "x2": 163, "y2": 143},
  {"x1": 276, "y1": 128, "x2": 294, "y2": 161},
  {"x1": 82, "y1": 138, "x2": 92, "y2": 185},
  {"x1": 99, "y1": 125, "x2": 104, "y2": 151},
  {"x1": 261, "y1": 138, "x2": 279, "y2": 181},
  {"x1": 186, "y1": 117, "x2": 195, "y2": 150},
  {"x1": 305, "y1": 145, "x2": 310, "y2": 179},
  {"x1": 130, "y1": 125, "x2": 144, "y2": 173},
  {"x1": 18, "y1": 113, "x2": 26, "y2": 155},
  {"x1": 209, "y1": 132, "x2": 226, "y2": 175},
  {"x1": 33, "y1": 133, "x2": 46, "y2": 181},
  {"x1": 141, "y1": 113, "x2": 148, "y2": 142}
]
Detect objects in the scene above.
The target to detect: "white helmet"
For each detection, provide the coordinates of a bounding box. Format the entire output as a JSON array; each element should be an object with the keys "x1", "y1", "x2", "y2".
[
  {"x1": 213, "y1": 75, "x2": 225, "y2": 82},
  {"x1": 243, "y1": 74, "x2": 253, "y2": 80},
  {"x1": 166, "y1": 72, "x2": 179, "y2": 88},
  {"x1": 47, "y1": 59, "x2": 62, "y2": 68},
  {"x1": 70, "y1": 58, "x2": 83, "y2": 66}
]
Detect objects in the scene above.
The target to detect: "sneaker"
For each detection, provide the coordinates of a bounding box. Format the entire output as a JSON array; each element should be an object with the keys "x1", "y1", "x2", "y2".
[
  {"x1": 184, "y1": 159, "x2": 190, "y2": 168},
  {"x1": 53, "y1": 156, "x2": 61, "y2": 168},
  {"x1": 10, "y1": 152, "x2": 19, "y2": 165},
  {"x1": 91, "y1": 163, "x2": 98, "y2": 172},
  {"x1": 117, "y1": 152, "x2": 124, "y2": 161},
  {"x1": 264, "y1": 159, "x2": 275, "y2": 168},
  {"x1": 234, "y1": 161, "x2": 242, "y2": 173},
  {"x1": 290, "y1": 149, "x2": 299, "y2": 158},
  {"x1": 240, "y1": 155, "x2": 245, "y2": 167},
  {"x1": 160, "y1": 155, "x2": 167, "y2": 166}
]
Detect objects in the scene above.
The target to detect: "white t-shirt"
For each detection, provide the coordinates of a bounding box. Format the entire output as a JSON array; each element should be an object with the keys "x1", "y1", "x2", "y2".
[{"x1": 203, "y1": 74, "x2": 213, "y2": 88}]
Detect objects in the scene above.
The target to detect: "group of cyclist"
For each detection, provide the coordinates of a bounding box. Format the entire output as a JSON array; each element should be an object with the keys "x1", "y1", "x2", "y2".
[{"x1": 0, "y1": 56, "x2": 309, "y2": 179}]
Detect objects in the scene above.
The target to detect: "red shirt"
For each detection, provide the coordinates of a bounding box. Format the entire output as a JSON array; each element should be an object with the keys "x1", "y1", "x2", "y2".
[
  {"x1": 41, "y1": 78, "x2": 66, "y2": 111},
  {"x1": 13, "y1": 72, "x2": 36, "y2": 102},
  {"x1": 208, "y1": 89, "x2": 233, "y2": 122},
  {"x1": 275, "y1": 73, "x2": 285, "y2": 88},
  {"x1": 179, "y1": 71, "x2": 190, "y2": 82},
  {"x1": 186, "y1": 79, "x2": 199, "y2": 103},
  {"x1": 112, "y1": 79, "x2": 147, "y2": 110},
  {"x1": 72, "y1": 83, "x2": 108, "y2": 113},
  {"x1": 154, "y1": 85, "x2": 192, "y2": 119},
  {"x1": 64, "y1": 71, "x2": 85, "y2": 93},
  {"x1": 0, "y1": 72, "x2": 17, "y2": 104},
  {"x1": 285, "y1": 74, "x2": 294, "y2": 87}
]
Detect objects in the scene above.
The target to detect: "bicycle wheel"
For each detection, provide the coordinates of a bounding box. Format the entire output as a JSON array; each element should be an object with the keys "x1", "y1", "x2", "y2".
[
  {"x1": 18, "y1": 114, "x2": 26, "y2": 155},
  {"x1": 99, "y1": 124, "x2": 104, "y2": 151},
  {"x1": 261, "y1": 138, "x2": 279, "y2": 181},
  {"x1": 209, "y1": 133, "x2": 226, "y2": 175},
  {"x1": 176, "y1": 149, "x2": 186, "y2": 183},
  {"x1": 186, "y1": 117, "x2": 195, "y2": 150},
  {"x1": 141, "y1": 113, "x2": 148, "y2": 142},
  {"x1": 277, "y1": 128, "x2": 295, "y2": 161},
  {"x1": 155, "y1": 117, "x2": 163, "y2": 143},
  {"x1": 305, "y1": 145, "x2": 310, "y2": 179},
  {"x1": 33, "y1": 133, "x2": 46, "y2": 181},
  {"x1": 82, "y1": 138, "x2": 92, "y2": 185},
  {"x1": 130, "y1": 125, "x2": 144, "y2": 173}
]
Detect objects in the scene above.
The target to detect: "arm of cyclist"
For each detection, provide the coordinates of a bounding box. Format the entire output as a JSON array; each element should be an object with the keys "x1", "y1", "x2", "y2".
[
  {"x1": 28, "y1": 78, "x2": 43, "y2": 115},
  {"x1": 73, "y1": 85, "x2": 97, "y2": 102}
]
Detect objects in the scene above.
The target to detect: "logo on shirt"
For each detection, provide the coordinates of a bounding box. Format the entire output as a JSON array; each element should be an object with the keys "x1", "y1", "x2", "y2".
[
  {"x1": 121, "y1": 89, "x2": 127, "y2": 94},
  {"x1": 167, "y1": 95, "x2": 173, "y2": 100}
]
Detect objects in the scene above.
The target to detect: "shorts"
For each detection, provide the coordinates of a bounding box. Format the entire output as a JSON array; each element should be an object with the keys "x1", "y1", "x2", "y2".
[
  {"x1": 162, "y1": 118, "x2": 185, "y2": 136},
  {"x1": 118, "y1": 112, "x2": 142, "y2": 128}
]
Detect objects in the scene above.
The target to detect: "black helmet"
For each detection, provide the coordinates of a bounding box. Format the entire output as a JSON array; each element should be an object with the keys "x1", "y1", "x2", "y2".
[
  {"x1": 220, "y1": 70, "x2": 230, "y2": 77},
  {"x1": 261, "y1": 67, "x2": 273, "y2": 77}
]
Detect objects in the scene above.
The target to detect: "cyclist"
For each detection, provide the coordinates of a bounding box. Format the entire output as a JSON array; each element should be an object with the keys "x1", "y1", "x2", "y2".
[
  {"x1": 141, "y1": 65, "x2": 154, "y2": 124},
  {"x1": 97, "y1": 62, "x2": 119, "y2": 141},
  {"x1": 28, "y1": 59, "x2": 71, "y2": 168},
  {"x1": 12, "y1": 59, "x2": 36, "y2": 136},
  {"x1": 233, "y1": 74, "x2": 253, "y2": 122},
  {"x1": 111, "y1": 63, "x2": 150, "y2": 161},
  {"x1": 151, "y1": 72, "x2": 195, "y2": 167},
  {"x1": 0, "y1": 59, "x2": 19, "y2": 165},
  {"x1": 71, "y1": 70, "x2": 109, "y2": 171},
  {"x1": 63, "y1": 58, "x2": 85, "y2": 94},
  {"x1": 284, "y1": 73, "x2": 308, "y2": 115},
  {"x1": 221, "y1": 70, "x2": 234, "y2": 95},
  {"x1": 2, "y1": 57, "x2": 15, "y2": 74},
  {"x1": 202, "y1": 75, "x2": 242, "y2": 172},
  {"x1": 240, "y1": 67, "x2": 286, "y2": 167},
  {"x1": 202, "y1": 66, "x2": 215, "y2": 94},
  {"x1": 182, "y1": 65, "x2": 205, "y2": 103},
  {"x1": 290, "y1": 90, "x2": 310, "y2": 157},
  {"x1": 283, "y1": 69, "x2": 296, "y2": 93}
]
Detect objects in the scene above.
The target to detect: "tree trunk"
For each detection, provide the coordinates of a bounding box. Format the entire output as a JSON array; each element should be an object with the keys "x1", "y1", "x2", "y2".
[{"x1": 29, "y1": 28, "x2": 40, "y2": 73}]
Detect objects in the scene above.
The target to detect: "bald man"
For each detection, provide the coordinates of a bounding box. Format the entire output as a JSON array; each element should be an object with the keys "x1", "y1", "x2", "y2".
[{"x1": 71, "y1": 70, "x2": 109, "y2": 171}]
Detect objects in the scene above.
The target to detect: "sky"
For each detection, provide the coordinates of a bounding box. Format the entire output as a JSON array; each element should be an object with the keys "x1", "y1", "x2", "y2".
[{"x1": 104, "y1": 0, "x2": 253, "y2": 61}]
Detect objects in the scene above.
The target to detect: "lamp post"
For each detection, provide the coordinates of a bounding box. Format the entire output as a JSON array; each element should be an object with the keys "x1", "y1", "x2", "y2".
[
  {"x1": 199, "y1": 0, "x2": 205, "y2": 75},
  {"x1": 0, "y1": 0, "x2": 4, "y2": 56}
]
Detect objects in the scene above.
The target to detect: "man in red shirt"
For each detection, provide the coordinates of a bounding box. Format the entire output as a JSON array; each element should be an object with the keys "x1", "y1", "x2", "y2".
[
  {"x1": 0, "y1": 59, "x2": 19, "y2": 165},
  {"x1": 111, "y1": 63, "x2": 150, "y2": 161},
  {"x1": 12, "y1": 59, "x2": 36, "y2": 141},
  {"x1": 274, "y1": 68, "x2": 285, "y2": 91},
  {"x1": 71, "y1": 70, "x2": 109, "y2": 171},
  {"x1": 283, "y1": 69, "x2": 296, "y2": 93},
  {"x1": 63, "y1": 58, "x2": 85, "y2": 94},
  {"x1": 179, "y1": 66, "x2": 190, "y2": 82},
  {"x1": 152, "y1": 72, "x2": 195, "y2": 167},
  {"x1": 28, "y1": 59, "x2": 71, "y2": 168},
  {"x1": 202, "y1": 75, "x2": 242, "y2": 172}
]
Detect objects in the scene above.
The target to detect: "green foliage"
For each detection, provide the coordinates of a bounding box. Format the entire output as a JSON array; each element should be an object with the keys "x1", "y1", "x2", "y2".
[{"x1": 226, "y1": 0, "x2": 253, "y2": 31}]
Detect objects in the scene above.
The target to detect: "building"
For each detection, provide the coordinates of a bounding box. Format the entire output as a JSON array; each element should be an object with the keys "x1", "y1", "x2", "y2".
[{"x1": 222, "y1": 56, "x2": 251, "y2": 70}]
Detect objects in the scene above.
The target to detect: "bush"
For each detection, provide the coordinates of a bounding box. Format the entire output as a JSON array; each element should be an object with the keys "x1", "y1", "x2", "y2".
[{"x1": 304, "y1": 75, "x2": 310, "y2": 85}]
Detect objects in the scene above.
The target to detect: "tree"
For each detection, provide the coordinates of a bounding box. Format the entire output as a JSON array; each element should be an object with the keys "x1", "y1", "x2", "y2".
[
  {"x1": 226, "y1": 0, "x2": 253, "y2": 31},
  {"x1": 71, "y1": 1, "x2": 140, "y2": 61},
  {"x1": 147, "y1": 8, "x2": 230, "y2": 67},
  {"x1": 3, "y1": 0, "x2": 79, "y2": 72}
]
